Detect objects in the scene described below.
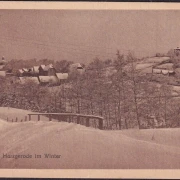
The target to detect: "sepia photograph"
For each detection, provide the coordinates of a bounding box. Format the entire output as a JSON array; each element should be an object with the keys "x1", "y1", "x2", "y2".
[{"x1": 1, "y1": 1, "x2": 180, "y2": 178}]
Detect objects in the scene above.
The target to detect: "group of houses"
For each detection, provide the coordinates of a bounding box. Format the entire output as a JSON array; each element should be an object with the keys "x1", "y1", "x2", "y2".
[
  {"x1": 17, "y1": 63, "x2": 84, "y2": 86},
  {"x1": 0, "y1": 57, "x2": 85, "y2": 86},
  {"x1": 152, "y1": 63, "x2": 175, "y2": 76},
  {"x1": 17, "y1": 64, "x2": 68, "y2": 86},
  {"x1": 151, "y1": 47, "x2": 180, "y2": 76}
]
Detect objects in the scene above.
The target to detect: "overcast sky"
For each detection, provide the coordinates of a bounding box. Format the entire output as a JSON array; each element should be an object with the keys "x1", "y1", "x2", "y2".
[{"x1": 0, "y1": 10, "x2": 180, "y2": 63}]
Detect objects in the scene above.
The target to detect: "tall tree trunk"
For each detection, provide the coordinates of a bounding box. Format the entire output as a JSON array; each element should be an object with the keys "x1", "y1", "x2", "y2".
[
  {"x1": 131, "y1": 57, "x2": 140, "y2": 129},
  {"x1": 118, "y1": 87, "x2": 122, "y2": 130}
]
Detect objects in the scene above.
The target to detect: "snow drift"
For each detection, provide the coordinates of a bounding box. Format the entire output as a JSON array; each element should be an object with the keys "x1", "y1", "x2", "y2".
[{"x1": 0, "y1": 107, "x2": 180, "y2": 169}]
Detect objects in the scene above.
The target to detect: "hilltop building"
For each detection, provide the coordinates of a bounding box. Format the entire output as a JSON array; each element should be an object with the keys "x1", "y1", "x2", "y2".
[{"x1": 174, "y1": 47, "x2": 180, "y2": 56}]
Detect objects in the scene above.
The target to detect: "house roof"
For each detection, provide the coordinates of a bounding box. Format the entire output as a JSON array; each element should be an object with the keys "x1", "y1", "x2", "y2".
[
  {"x1": 144, "y1": 56, "x2": 170, "y2": 64},
  {"x1": 33, "y1": 66, "x2": 39, "y2": 73},
  {"x1": 175, "y1": 68, "x2": 180, "y2": 73},
  {"x1": 39, "y1": 76, "x2": 58, "y2": 84},
  {"x1": 70, "y1": 63, "x2": 83, "y2": 69},
  {"x1": 153, "y1": 69, "x2": 161, "y2": 73},
  {"x1": 39, "y1": 65, "x2": 46, "y2": 70},
  {"x1": 18, "y1": 69, "x2": 24, "y2": 74},
  {"x1": 0, "y1": 60, "x2": 6, "y2": 65},
  {"x1": 28, "y1": 67, "x2": 33, "y2": 72},
  {"x1": 43, "y1": 64, "x2": 54, "y2": 71},
  {"x1": 162, "y1": 70, "x2": 169, "y2": 75},
  {"x1": 56, "y1": 73, "x2": 68, "y2": 80},
  {"x1": 155, "y1": 63, "x2": 174, "y2": 70},
  {"x1": 0, "y1": 71, "x2": 6, "y2": 77},
  {"x1": 22, "y1": 68, "x2": 29, "y2": 72},
  {"x1": 0, "y1": 65, "x2": 5, "y2": 70},
  {"x1": 19, "y1": 77, "x2": 39, "y2": 84},
  {"x1": 174, "y1": 47, "x2": 180, "y2": 50}
]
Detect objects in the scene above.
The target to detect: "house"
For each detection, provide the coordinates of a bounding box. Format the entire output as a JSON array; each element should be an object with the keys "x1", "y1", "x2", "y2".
[
  {"x1": 152, "y1": 63, "x2": 175, "y2": 76},
  {"x1": 17, "y1": 68, "x2": 31, "y2": 77},
  {"x1": 0, "y1": 56, "x2": 6, "y2": 66},
  {"x1": 39, "y1": 64, "x2": 56, "y2": 76},
  {"x1": 38, "y1": 65, "x2": 46, "y2": 75},
  {"x1": 33, "y1": 66, "x2": 40, "y2": 75},
  {"x1": 6, "y1": 71, "x2": 13, "y2": 77},
  {"x1": 69, "y1": 63, "x2": 85, "y2": 74},
  {"x1": 152, "y1": 68, "x2": 161, "y2": 74},
  {"x1": 39, "y1": 76, "x2": 58, "y2": 86},
  {"x1": 56, "y1": 73, "x2": 68, "y2": 84},
  {"x1": 22, "y1": 68, "x2": 29, "y2": 72},
  {"x1": 19, "y1": 77, "x2": 40, "y2": 84},
  {"x1": 56, "y1": 73, "x2": 68, "y2": 80},
  {"x1": 17, "y1": 69, "x2": 24, "y2": 77},
  {"x1": 174, "y1": 47, "x2": 180, "y2": 56},
  {"x1": 0, "y1": 71, "x2": 6, "y2": 77}
]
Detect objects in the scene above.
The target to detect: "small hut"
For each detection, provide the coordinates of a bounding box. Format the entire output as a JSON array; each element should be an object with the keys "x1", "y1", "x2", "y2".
[{"x1": 174, "y1": 47, "x2": 180, "y2": 56}]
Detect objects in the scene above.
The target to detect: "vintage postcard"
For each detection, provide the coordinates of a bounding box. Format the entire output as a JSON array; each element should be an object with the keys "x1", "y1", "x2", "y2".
[{"x1": 1, "y1": 1, "x2": 180, "y2": 179}]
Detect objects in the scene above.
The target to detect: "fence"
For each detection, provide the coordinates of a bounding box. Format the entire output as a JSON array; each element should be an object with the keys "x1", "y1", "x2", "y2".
[{"x1": 27, "y1": 113, "x2": 103, "y2": 130}]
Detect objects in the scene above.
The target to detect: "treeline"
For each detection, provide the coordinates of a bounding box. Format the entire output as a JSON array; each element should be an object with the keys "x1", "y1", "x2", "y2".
[
  {"x1": 65, "y1": 52, "x2": 180, "y2": 129},
  {"x1": 0, "y1": 52, "x2": 180, "y2": 129}
]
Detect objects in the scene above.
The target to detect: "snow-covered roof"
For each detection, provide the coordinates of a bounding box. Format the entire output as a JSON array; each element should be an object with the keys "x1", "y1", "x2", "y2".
[
  {"x1": 70, "y1": 63, "x2": 83, "y2": 69},
  {"x1": 155, "y1": 63, "x2": 174, "y2": 70},
  {"x1": 162, "y1": 70, "x2": 169, "y2": 75},
  {"x1": 56, "y1": 73, "x2": 68, "y2": 80},
  {"x1": 0, "y1": 71, "x2": 6, "y2": 77},
  {"x1": 39, "y1": 65, "x2": 46, "y2": 70},
  {"x1": 39, "y1": 76, "x2": 58, "y2": 84},
  {"x1": 18, "y1": 69, "x2": 24, "y2": 74},
  {"x1": 44, "y1": 64, "x2": 54, "y2": 71},
  {"x1": 22, "y1": 68, "x2": 29, "y2": 72},
  {"x1": 0, "y1": 65, "x2": 5, "y2": 70},
  {"x1": 19, "y1": 77, "x2": 39, "y2": 84},
  {"x1": 0, "y1": 60, "x2": 6, "y2": 65},
  {"x1": 152, "y1": 69, "x2": 161, "y2": 74},
  {"x1": 33, "y1": 66, "x2": 40, "y2": 73}
]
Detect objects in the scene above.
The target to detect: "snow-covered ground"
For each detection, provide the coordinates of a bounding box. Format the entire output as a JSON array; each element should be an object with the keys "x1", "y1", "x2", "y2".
[{"x1": 0, "y1": 107, "x2": 180, "y2": 169}]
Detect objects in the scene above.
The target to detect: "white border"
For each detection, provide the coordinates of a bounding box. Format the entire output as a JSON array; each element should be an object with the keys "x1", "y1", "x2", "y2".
[{"x1": 0, "y1": 2, "x2": 179, "y2": 10}]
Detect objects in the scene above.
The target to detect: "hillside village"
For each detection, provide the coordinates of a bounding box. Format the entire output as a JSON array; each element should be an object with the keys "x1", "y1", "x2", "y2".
[
  {"x1": 1, "y1": 48, "x2": 180, "y2": 88},
  {"x1": 0, "y1": 59, "x2": 85, "y2": 86}
]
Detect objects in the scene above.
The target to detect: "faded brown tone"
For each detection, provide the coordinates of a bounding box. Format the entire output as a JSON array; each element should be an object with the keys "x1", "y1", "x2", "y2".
[
  {"x1": 1, "y1": 2, "x2": 178, "y2": 177},
  {"x1": 0, "y1": 10, "x2": 180, "y2": 62}
]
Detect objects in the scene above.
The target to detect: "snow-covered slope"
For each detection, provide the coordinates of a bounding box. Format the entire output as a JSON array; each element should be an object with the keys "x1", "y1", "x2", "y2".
[
  {"x1": 0, "y1": 107, "x2": 180, "y2": 169},
  {"x1": 0, "y1": 120, "x2": 180, "y2": 169}
]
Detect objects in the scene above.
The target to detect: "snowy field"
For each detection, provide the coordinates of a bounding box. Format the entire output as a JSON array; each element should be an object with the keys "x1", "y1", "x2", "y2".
[{"x1": 0, "y1": 107, "x2": 180, "y2": 169}]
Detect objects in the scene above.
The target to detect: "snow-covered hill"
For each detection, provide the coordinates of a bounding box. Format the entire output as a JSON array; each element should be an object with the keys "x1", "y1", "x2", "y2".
[{"x1": 0, "y1": 107, "x2": 180, "y2": 169}]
